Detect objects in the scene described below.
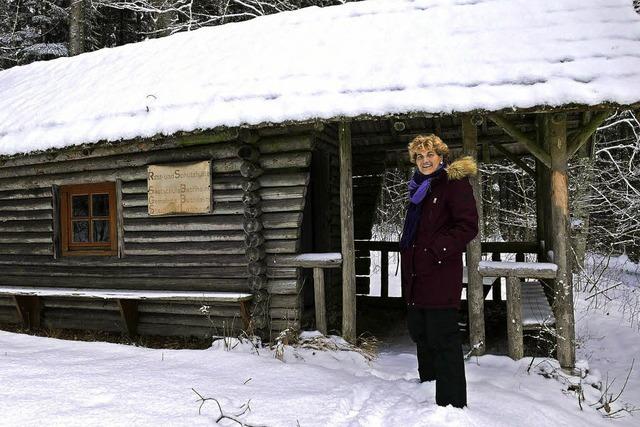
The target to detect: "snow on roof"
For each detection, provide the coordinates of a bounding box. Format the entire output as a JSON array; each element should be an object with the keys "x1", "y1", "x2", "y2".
[{"x1": 1, "y1": 0, "x2": 639, "y2": 156}]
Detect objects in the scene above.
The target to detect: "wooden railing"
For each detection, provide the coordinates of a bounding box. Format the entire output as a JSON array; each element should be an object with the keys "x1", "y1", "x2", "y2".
[
  {"x1": 268, "y1": 253, "x2": 342, "y2": 335},
  {"x1": 354, "y1": 240, "x2": 540, "y2": 299}
]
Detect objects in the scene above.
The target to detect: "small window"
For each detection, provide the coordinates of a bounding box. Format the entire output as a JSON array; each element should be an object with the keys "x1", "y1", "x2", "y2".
[{"x1": 60, "y1": 183, "x2": 117, "y2": 256}]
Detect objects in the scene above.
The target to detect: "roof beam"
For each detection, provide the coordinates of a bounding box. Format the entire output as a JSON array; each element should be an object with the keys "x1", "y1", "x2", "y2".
[
  {"x1": 489, "y1": 141, "x2": 535, "y2": 177},
  {"x1": 567, "y1": 110, "x2": 611, "y2": 158},
  {"x1": 487, "y1": 114, "x2": 551, "y2": 168}
]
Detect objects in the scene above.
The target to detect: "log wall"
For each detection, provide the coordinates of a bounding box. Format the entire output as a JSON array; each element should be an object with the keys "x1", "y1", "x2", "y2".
[{"x1": 0, "y1": 129, "x2": 313, "y2": 339}]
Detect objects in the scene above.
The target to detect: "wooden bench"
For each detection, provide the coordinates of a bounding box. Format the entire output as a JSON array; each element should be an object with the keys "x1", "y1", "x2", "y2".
[
  {"x1": 268, "y1": 252, "x2": 343, "y2": 335},
  {"x1": 0, "y1": 286, "x2": 253, "y2": 336},
  {"x1": 478, "y1": 261, "x2": 557, "y2": 360}
]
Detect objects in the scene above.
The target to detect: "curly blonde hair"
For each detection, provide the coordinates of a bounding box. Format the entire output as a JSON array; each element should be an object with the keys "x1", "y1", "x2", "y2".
[{"x1": 408, "y1": 134, "x2": 450, "y2": 163}]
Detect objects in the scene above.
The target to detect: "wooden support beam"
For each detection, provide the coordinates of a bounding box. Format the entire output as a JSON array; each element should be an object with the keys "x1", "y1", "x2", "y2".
[
  {"x1": 239, "y1": 300, "x2": 251, "y2": 331},
  {"x1": 488, "y1": 114, "x2": 551, "y2": 168},
  {"x1": 567, "y1": 110, "x2": 610, "y2": 158},
  {"x1": 545, "y1": 113, "x2": 576, "y2": 368},
  {"x1": 380, "y1": 250, "x2": 389, "y2": 298},
  {"x1": 462, "y1": 115, "x2": 485, "y2": 355},
  {"x1": 313, "y1": 267, "x2": 327, "y2": 335},
  {"x1": 489, "y1": 141, "x2": 535, "y2": 176},
  {"x1": 506, "y1": 276, "x2": 524, "y2": 360},
  {"x1": 339, "y1": 121, "x2": 357, "y2": 343},
  {"x1": 13, "y1": 295, "x2": 41, "y2": 328},
  {"x1": 117, "y1": 299, "x2": 138, "y2": 336}
]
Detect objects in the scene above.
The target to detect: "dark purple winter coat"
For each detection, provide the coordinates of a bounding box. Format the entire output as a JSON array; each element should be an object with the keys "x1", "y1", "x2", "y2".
[{"x1": 400, "y1": 157, "x2": 479, "y2": 309}]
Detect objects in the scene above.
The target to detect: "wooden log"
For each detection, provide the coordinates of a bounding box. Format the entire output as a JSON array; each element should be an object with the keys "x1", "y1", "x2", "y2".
[
  {"x1": 463, "y1": 115, "x2": 485, "y2": 355},
  {"x1": 243, "y1": 205, "x2": 262, "y2": 218},
  {"x1": 546, "y1": 113, "x2": 575, "y2": 369},
  {"x1": 248, "y1": 275, "x2": 267, "y2": 290},
  {"x1": 240, "y1": 161, "x2": 263, "y2": 179},
  {"x1": 245, "y1": 233, "x2": 265, "y2": 248},
  {"x1": 0, "y1": 254, "x2": 246, "y2": 268},
  {"x1": 0, "y1": 233, "x2": 52, "y2": 244},
  {"x1": 124, "y1": 216, "x2": 244, "y2": 232},
  {"x1": 124, "y1": 230, "x2": 245, "y2": 243},
  {"x1": 258, "y1": 134, "x2": 313, "y2": 154},
  {"x1": 242, "y1": 180, "x2": 261, "y2": 192},
  {"x1": 0, "y1": 197, "x2": 51, "y2": 211},
  {"x1": 0, "y1": 210, "x2": 53, "y2": 221},
  {"x1": 339, "y1": 121, "x2": 357, "y2": 343},
  {"x1": 0, "y1": 275, "x2": 250, "y2": 290},
  {"x1": 258, "y1": 173, "x2": 309, "y2": 188},
  {"x1": 506, "y1": 276, "x2": 524, "y2": 360},
  {"x1": 313, "y1": 267, "x2": 327, "y2": 334},
  {"x1": 266, "y1": 280, "x2": 300, "y2": 295},
  {"x1": 243, "y1": 218, "x2": 263, "y2": 233},
  {"x1": 248, "y1": 262, "x2": 267, "y2": 276},
  {"x1": 137, "y1": 302, "x2": 239, "y2": 317},
  {"x1": 242, "y1": 192, "x2": 261, "y2": 206},
  {"x1": 491, "y1": 252, "x2": 502, "y2": 301},
  {"x1": 0, "y1": 141, "x2": 239, "y2": 180},
  {"x1": 263, "y1": 240, "x2": 298, "y2": 254},
  {"x1": 0, "y1": 220, "x2": 53, "y2": 233},
  {"x1": 269, "y1": 294, "x2": 300, "y2": 308},
  {"x1": 237, "y1": 144, "x2": 260, "y2": 162},
  {"x1": 246, "y1": 247, "x2": 266, "y2": 263},
  {"x1": 0, "y1": 265, "x2": 249, "y2": 278},
  {"x1": 124, "y1": 241, "x2": 245, "y2": 256},
  {"x1": 0, "y1": 187, "x2": 52, "y2": 200},
  {"x1": 0, "y1": 243, "x2": 53, "y2": 255}
]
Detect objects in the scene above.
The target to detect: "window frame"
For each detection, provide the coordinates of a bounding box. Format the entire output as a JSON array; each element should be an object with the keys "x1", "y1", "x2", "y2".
[{"x1": 60, "y1": 182, "x2": 117, "y2": 256}]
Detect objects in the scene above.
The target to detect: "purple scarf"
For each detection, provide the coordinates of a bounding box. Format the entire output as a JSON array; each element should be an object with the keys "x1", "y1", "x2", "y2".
[{"x1": 399, "y1": 166, "x2": 444, "y2": 250}]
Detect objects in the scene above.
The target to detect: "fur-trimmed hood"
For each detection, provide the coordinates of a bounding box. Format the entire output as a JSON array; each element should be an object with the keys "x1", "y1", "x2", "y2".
[{"x1": 446, "y1": 156, "x2": 477, "y2": 180}]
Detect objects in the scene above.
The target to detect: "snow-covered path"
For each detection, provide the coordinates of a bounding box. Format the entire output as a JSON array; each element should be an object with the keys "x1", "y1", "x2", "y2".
[{"x1": 1, "y1": 322, "x2": 634, "y2": 426}]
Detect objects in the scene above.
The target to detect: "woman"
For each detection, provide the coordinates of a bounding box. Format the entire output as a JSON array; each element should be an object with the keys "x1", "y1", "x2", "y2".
[{"x1": 400, "y1": 134, "x2": 478, "y2": 409}]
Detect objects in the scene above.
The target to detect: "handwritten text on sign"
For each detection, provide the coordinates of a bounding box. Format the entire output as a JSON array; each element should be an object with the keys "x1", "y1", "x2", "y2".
[{"x1": 147, "y1": 161, "x2": 212, "y2": 216}]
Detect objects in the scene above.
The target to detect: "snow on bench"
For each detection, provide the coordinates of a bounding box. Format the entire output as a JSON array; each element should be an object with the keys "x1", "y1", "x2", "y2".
[{"x1": 0, "y1": 286, "x2": 252, "y2": 336}]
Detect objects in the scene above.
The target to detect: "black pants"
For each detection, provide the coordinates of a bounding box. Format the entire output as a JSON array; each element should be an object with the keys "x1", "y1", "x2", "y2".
[{"x1": 407, "y1": 307, "x2": 467, "y2": 408}]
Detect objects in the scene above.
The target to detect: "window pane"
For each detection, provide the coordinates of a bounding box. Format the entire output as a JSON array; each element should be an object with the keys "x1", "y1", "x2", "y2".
[
  {"x1": 72, "y1": 195, "x2": 89, "y2": 217},
  {"x1": 92, "y1": 194, "x2": 110, "y2": 216},
  {"x1": 72, "y1": 221, "x2": 89, "y2": 242},
  {"x1": 93, "y1": 220, "x2": 110, "y2": 242}
]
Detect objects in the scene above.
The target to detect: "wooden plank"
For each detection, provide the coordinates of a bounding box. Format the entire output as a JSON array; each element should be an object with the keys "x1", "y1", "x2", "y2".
[
  {"x1": 123, "y1": 216, "x2": 244, "y2": 232},
  {"x1": 477, "y1": 261, "x2": 558, "y2": 279},
  {"x1": 0, "y1": 187, "x2": 52, "y2": 200},
  {"x1": 0, "y1": 220, "x2": 52, "y2": 233},
  {"x1": 567, "y1": 110, "x2": 610, "y2": 157},
  {"x1": 506, "y1": 276, "x2": 523, "y2": 360},
  {"x1": 258, "y1": 135, "x2": 314, "y2": 154},
  {"x1": 462, "y1": 115, "x2": 485, "y2": 356},
  {"x1": 0, "y1": 197, "x2": 51, "y2": 211},
  {"x1": 339, "y1": 121, "x2": 356, "y2": 342},
  {"x1": 0, "y1": 210, "x2": 52, "y2": 221},
  {"x1": 0, "y1": 275, "x2": 251, "y2": 290}
]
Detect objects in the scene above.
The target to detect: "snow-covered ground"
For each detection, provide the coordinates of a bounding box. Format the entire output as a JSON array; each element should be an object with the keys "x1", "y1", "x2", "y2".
[{"x1": 1, "y1": 256, "x2": 638, "y2": 426}]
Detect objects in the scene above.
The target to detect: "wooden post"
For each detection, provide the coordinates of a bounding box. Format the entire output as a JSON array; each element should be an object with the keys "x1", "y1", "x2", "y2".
[
  {"x1": 546, "y1": 113, "x2": 576, "y2": 368},
  {"x1": 117, "y1": 299, "x2": 138, "y2": 336},
  {"x1": 506, "y1": 276, "x2": 523, "y2": 360},
  {"x1": 462, "y1": 116, "x2": 485, "y2": 355},
  {"x1": 13, "y1": 296, "x2": 41, "y2": 328},
  {"x1": 491, "y1": 252, "x2": 502, "y2": 301},
  {"x1": 339, "y1": 121, "x2": 357, "y2": 343},
  {"x1": 313, "y1": 267, "x2": 327, "y2": 335},
  {"x1": 380, "y1": 250, "x2": 389, "y2": 298}
]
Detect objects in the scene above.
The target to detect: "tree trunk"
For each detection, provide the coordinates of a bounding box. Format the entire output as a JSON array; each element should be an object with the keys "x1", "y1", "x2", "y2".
[{"x1": 69, "y1": 1, "x2": 87, "y2": 56}]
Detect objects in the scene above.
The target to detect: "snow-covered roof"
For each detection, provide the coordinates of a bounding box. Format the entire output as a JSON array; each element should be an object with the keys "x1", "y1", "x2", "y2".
[{"x1": 1, "y1": 0, "x2": 639, "y2": 156}]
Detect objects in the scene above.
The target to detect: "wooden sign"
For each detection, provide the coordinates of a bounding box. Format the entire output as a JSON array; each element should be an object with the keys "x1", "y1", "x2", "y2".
[{"x1": 147, "y1": 161, "x2": 212, "y2": 216}]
